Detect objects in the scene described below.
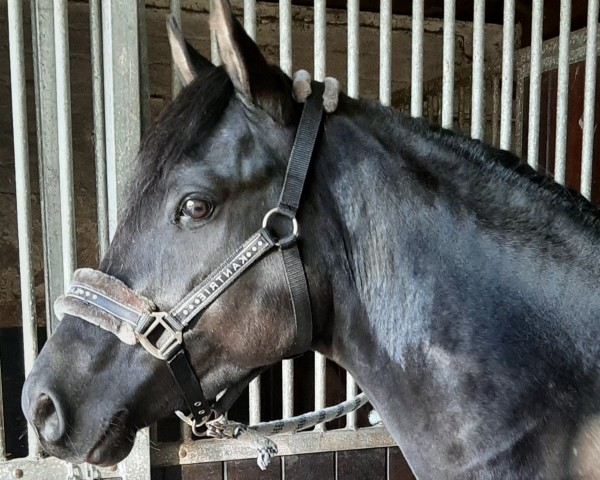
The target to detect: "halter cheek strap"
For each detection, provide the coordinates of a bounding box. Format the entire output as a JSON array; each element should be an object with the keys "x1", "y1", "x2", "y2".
[{"x1": 54, "y1": 82, "x2": 325, "y2": 431}]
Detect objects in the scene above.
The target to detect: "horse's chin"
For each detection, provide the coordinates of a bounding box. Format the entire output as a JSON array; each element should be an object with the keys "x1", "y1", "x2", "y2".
[{"x1": 84, "y1": 410, "x2": 136, "y2": 467}]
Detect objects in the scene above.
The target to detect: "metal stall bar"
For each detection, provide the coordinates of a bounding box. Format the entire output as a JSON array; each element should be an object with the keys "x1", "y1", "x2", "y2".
[
  {"x1": 492, "y1": 77, "x2": 501, "y2": 146},
  {"x1": 499, "y1": 0, "x2": 515, "y2": 150},
  {"x1": 31, "y1": 1, "x2": 63, "y2": 334},
  {"x1": 171, "y1": 0, "x2": 183, "y2": 97},
  {"x1": 527, "y1": 0, "x2": 544, "y2": 169},
  {"x1": 471, "y1": 0, "x2": 485, "y2": 139},
  {"x1": 0, "y1": 359, "x2": 4, "y2": 461},
  {"x1": 102, "y1": 2, "x2": 151, "y2": 476},
  {"x1": 580, "y1": 0, "x2": 599, "y2": 200},
  {"x1": 554, "y1": 0, "x2": 571, "y2": 186},
  {"x1": 244, "y1": 0, "x2": 257, "y2": 41},
  {"x1": 314, "y1": 0, "x2": 327, "y2": 430},
  {"x1": 54, "y1": 0, "x2": 77, "y2": 289},
  {"x1": 380, "y1": 0, "x2": 392, "y2": 106},
  {"x1": 411, "y1": 0, "x2": 424, "y2": 117},
  {"x1": 90, "y1": 0, "x2": 109, "y2": 257},
  {"x1": 280, "y1": 0, "x2": 292, "y2": 76},
  {"x1": 442, "y1": 0, "x2": 455, "y2": 129},
  {"x1": 347, "y1": 0, "x2": 359, "y2": 98},
  {"x1": 244, "y1": 0, "x2": 264, "y2": 425},
  {"x1": 346, "y1": 0, "x2": 360, "y2": 429},
  {"x1": 8, "y1": 0, "x2": 39, "y2": 457}
]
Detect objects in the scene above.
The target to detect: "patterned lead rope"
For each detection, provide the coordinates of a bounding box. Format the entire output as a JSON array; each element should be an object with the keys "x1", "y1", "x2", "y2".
[{"x1": 180, "y1": 392, "x2": 369, "y2": 470}]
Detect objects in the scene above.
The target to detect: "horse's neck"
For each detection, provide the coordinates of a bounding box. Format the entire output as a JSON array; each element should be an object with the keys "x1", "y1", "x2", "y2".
[{"x1": 310, "y1": 108, "x2": 600, "y2": 476}]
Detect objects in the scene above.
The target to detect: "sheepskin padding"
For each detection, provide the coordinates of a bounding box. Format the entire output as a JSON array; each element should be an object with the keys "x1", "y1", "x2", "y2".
[{"x1": 54, "y1": 268, "x2": 156, "y2": 345}]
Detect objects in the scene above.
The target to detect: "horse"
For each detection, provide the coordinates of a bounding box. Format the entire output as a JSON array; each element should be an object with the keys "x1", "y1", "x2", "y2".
[{"x1": 21, "y1": 1, "x2": 600, "y2": 477}]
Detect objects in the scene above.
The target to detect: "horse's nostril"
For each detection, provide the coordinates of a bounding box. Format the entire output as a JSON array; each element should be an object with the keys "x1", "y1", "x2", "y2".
[{"x1": 33, "y1": 393, "x2": 64, "y2": 443}]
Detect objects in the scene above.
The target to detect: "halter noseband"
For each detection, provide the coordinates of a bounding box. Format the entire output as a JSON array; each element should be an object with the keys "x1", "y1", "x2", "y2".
[{"x1": 54, "y1": 83, "x2": 325, "y2": 432}]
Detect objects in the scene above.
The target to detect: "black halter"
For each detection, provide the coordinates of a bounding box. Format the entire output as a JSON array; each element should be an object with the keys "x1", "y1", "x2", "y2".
[{"x1": 55, "y1": 83, "x2": 325, "y2": 431}]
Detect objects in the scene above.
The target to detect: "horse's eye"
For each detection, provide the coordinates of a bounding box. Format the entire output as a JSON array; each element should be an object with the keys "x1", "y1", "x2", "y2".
[{"x1": 180, "y1": 198, "x2": 212, "y2": 221}]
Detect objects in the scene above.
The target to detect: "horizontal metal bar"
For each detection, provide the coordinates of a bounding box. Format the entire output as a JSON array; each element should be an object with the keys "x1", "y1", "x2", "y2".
[
  {"x1": 153, "y1": 427, "x2": 395, "y2": 467},
  {"x1": 0, "y1": 457, "x2": 126, "y2": 479}
]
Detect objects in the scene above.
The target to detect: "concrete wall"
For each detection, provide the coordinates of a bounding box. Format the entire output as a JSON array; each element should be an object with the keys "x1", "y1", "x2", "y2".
[{"x1": 0, "y1": 0, "x2": 503, "y2": 327}]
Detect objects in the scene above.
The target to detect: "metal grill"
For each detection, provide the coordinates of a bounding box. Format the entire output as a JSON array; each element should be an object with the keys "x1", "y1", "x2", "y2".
[{"x1": 1, "y1": 0, "x2": 599, "y2": 478}]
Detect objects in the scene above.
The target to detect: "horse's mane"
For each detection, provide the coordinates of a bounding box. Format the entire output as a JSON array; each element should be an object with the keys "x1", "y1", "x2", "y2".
[{"x1": 361, "y1": 101, "x2": 600, "y2": 233}]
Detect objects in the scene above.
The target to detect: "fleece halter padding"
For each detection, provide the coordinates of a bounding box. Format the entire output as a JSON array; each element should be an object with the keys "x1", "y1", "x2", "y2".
[{"x1": 54, "y1": 268, "x2": 156, "y2": 346}]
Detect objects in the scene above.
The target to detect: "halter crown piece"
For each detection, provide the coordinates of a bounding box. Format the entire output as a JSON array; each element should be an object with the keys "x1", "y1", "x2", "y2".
[{"x1": 54, "y1": 83, "x2": 325, "y2": 432}]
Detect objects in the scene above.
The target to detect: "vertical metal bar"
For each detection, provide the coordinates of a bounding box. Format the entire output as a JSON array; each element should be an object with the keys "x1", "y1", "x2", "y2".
[
  {"x1": 500, "y1": 0, "x2": 515, "y2": 150},
  {"x1": 379, "y1": 0, "x2": 392, "y2": 106},
  {"x1": 346, "y1": 374, "x2": 358, "y2": 429},
  {"x1": 458, "y1": 86, "x2": 465, "y2": 133},
  {"x1": 249, "y1": 377, "x2": 261, "y2": 424},
  {"x1": 471, "y1": 0, "x2": 485, "y2": 140},
  {"x1": 314, "y1": 353, "x2": 326, "y2": 431},
  {"x1": 554, "y1": 0, "x2": 571, "y2": 185},
  {"x1": 411, "y1": 0, "x2": 424, "y2": 117},
  {"x1": 279, "y1": 0, "x2": 294, "y2": 420},
  {"x1": 170, "y1": 0, "x2": 182, "y2": 97},
  {"x1": 314, "y1": 0, "x2": 326, "y2": 81},
  {"x1": 0, "y1": 358, "x2": 5, "y2": 461},
  {"x1": 138, "y1": 0, "x2": 151, "y2": 135},
  {"x1": 31, "y1": 0, "x2": 63, "y2": 334},
  {"x1": 54, "y1": 0, "x2": 76, "y2": 288},
  {"x1": 314, "y1": 0, "x2": 327, "y2": 430},
  {"x1": 347, "y1": 0, "x2": 360, "y2": 98},
  {"x1": 244, "y1": 0, "x2": 256, "y2": 41},
  {"x1": 527, "y1": 0, "x2": 544, "y2": 169},
  {"x1": 180, "y1": 422, "x2": 192, "y2": 441},
  {"x1": 103, "y1": 0, "x2": 142, "y2": 236},
  {"x1": 282, "y1": 362, "x2": 294, "y2": 419},
  {"x1": 492, "y1": 77, "x2": 501, "y2": 146},
  {"x1": 90, "y1": 0, "x2": 109, "y2": 257},
  {"x1": 580, "y1": 0, "x2": 599, "y2": 200},
  {"x1": 442, "y1": 0, "x2": 455, "y2": 129},
  {"x1": 9, "y1": 0, "x2": 39, "y2": 457},
  {"x1": 102, "y1": 1, "x2": 151, "y2": 476},
  {"x1": 280, "y1": 0, "x2": 292, "y2": 76}
]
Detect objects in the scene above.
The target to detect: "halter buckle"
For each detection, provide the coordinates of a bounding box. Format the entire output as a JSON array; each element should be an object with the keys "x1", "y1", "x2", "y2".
[{"x1": 136, "y1": 311, "x2": 183, "y2": 360}]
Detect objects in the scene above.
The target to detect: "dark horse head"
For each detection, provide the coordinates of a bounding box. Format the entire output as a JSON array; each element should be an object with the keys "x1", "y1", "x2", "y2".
[{"x1": 22, "y1": 0, "x2": 600, "y2": 477}]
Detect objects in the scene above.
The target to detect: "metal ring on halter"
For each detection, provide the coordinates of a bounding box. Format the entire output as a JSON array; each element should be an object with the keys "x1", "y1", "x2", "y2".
[
  {"x1": 261, "y1": 208, "x2": 299, "y2": 247},
  {"x1": 175, "y1": 409, "x2": 216, "y2": 436}
]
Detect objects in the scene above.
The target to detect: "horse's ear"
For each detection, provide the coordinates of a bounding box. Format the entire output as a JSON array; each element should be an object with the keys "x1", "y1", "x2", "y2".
[
  {"x1": 167, "y1": 15, "x2": 214, "y2": 86},
  {"x1": 210, "y1": 0, "x2": 295, "y2": 124}
]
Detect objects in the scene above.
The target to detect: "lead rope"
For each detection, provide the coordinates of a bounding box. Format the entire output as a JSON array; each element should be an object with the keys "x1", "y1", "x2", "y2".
[{"x1": 178, "y1": 392, "x2": 369, "y2": 470}]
